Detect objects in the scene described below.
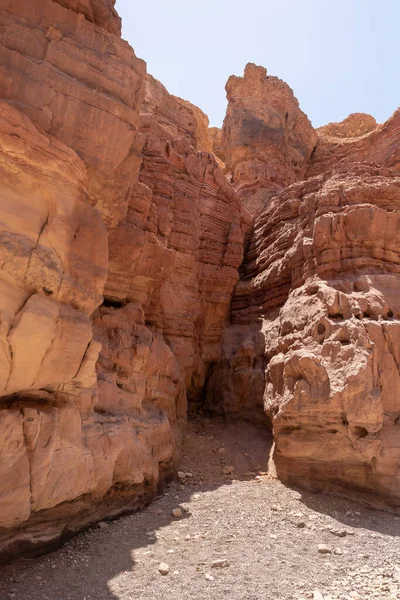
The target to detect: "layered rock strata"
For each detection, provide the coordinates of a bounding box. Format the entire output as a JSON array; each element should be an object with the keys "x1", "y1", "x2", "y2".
[
  {"x1": 0, "y1": 0, "x2": 146, "y2": 228},
  {"x1": 1, "y1": 4, "x2": 400, "y2": 560},
  {"x1": 308, "y1": 110, "x2": 400, "y2": 177},
  {"x1": 240, "y1": 163, "x2": 400, "y2": 508},
  {"x1": 208, "y1": 79, "x2": 400, "y2": 507},
  {"x1": 105, "y1": 74, "x2": 250, "y2": 406}
]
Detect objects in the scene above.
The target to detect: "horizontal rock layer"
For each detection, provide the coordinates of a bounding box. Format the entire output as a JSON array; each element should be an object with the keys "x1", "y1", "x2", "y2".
[
  {"x1": 1, "y1": 2, "x2": 400, "y2": 561},
  {"x1": 106, "y1": 74, "x2": 250, "y2": 404},
  {"x1": 205, "y1": 63, "x2": 400, "y2": 509},
  {"x1": 308, "y1": 110, "x2": 400, "y2": 177}
]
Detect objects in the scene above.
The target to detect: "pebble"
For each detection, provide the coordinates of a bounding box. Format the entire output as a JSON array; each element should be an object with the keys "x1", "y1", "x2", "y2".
[
  {"x1": 158, "y1": 563, "x2": 169, "y2": 576},
  {"x1": 327, "y1": 527, "x2": 347, "y2": 537},
  {"x1": 172, "y1": 508, "x2": 182, "y2": 518},
  {"x1": 211, "y1": 559, "x2": 230, "y2": 568},
  {"x1": 313, "y1": 591, "x2": 325, "y2": 600},
  {"x1": 205, "y1": 573, "x2": 214, "y2": 581},
  {"x1": 318, "y1": 544, "x2": 332, "y2": 555},
  {"x1": 297, "y1": 521, "x2": 306, "y2": 528},
  {"x1": 222, "y1": 466, "x2": 235, "y2": 475}
]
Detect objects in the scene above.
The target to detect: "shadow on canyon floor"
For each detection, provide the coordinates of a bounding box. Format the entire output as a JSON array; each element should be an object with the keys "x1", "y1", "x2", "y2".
[
  {"x1": 0, "y1": 417, "x2": 273, "y2": 600},
  {"x1": 294, "y1": 486, "x2": 400, "y2": 538}
]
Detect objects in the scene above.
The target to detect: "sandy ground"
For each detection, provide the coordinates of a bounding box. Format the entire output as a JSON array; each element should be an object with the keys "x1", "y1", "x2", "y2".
[{"x1": 1, "y1": 417, "x2": 400, "y2": 600}]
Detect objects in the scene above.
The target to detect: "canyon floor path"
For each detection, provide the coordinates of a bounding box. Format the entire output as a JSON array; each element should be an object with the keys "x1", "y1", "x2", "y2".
[{"x1": 1, "y1": 417, "x2": 400, "y2": 600}]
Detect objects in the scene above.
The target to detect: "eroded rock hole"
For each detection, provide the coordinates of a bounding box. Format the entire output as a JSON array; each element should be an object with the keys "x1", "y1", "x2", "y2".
[
  {"x1": 317, "y1": 323, "x2": 326, "y2": 335},
  {"x1": 351, "y1": 426, "x2": 368, "y2": 439},
  {"x1": 102, "y1": 297, "x2": 126, "y2": 309},
  {"x1": 307, "y1": 285, "x2": 319, "y2": 296}
]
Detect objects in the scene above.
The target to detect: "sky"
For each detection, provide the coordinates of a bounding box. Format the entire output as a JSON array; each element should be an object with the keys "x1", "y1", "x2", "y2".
[{"x1": 115, "y1": 0, "x2": 399, "y2": 129}]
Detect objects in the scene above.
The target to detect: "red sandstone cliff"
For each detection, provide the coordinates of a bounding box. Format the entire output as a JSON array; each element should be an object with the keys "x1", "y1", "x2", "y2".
[{"x1": 0, "y1": 1, "x2": 248, "y2": 558}]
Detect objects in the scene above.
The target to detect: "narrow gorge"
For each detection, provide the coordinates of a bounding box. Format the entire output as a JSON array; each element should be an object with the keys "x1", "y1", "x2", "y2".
[{"x1": 0, "y1": 0, "x2": 400, "y2": 562}]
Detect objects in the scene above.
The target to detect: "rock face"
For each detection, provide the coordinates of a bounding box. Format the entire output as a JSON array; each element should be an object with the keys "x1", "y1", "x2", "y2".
[
  {"x1": 207, "y1": 65, "x2": 400, "y2": 509},
  {"x1": 1, "y1": 0, "x2": 400, "y2": 560},
  {"x1": 0, "y1": 3, "x2": 248, "y2": 559},
  {"x1": 52, "y1": 0, "x2": 122, "y2": 35},
  {"x1": 0, "y1": 0, "x2": 170, "y2": 558},
  {"x1": 0, "y1": 0, "x2": 145, "y2": 228},
  {"x1": 230, "y1": 163, "x2": 400, "y2": 508},
  {"x1": 220, "y1": 63, "x2": 317, "y2": 214}
]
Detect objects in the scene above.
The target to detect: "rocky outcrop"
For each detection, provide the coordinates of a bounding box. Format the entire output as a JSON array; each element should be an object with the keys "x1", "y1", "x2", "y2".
[
  {"x1": 1, "y1": 0, "x2": 400, "y2": 559},
  {"x1": 206, "y1": 63, "x2": 400, "y2": 510},
  {"x1": 52, "y1": 0, "x2": 122, "y2": 35},
  {"x1": 308, "y1": 110, "x2": 400, "y2": 177},
  {"x1": 0, "y1": 0, "x2": 172, "y2": 558},
  {"x1": 209, "y1": 126, "x2": 226, "y2": 164},
  {"x1": 263, "y1": 164, "x2": 400, "y2": 509},
  {"x1": 220, "y1": 63, "x2": 317, "y2": 214},
  {"x1": 0, "y1": 0, "x2": 145, "y2": 228}
]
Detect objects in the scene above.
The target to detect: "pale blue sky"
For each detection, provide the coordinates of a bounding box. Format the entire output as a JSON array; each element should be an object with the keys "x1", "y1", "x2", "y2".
[{"x1": 116, "y1": 0, "x2": 399, "y2": 128}]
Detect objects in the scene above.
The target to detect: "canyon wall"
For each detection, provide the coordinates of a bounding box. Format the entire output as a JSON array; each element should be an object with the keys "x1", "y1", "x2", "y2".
[
  {"x1": 208, "y1": 65, "x2": 400, "y2": 510},
  {"x1": 0, "y1": 1, "x2": 248, "y2": 559}
]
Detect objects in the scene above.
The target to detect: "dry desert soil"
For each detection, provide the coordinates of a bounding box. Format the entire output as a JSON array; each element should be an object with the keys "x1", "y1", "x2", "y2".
[{"x1": 1, "y1": 417, "x2": 400, "y2": 600}]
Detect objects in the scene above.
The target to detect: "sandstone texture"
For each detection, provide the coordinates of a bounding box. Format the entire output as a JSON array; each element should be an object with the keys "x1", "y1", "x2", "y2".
[
  {"x1": 308, "y1": 110, "x2": 400, "y2": 177},
  {"x1": 106, "y1": 74, "x2": 249, "y2": 406},
  {"x1": 230, "y1": 163, "x2": 400, "y2": 508},
  {"x1": 0, "y1": 0, "x2": 175, "y2": 558},
  {"x1": 0, "y1": 0, "x2": 146, "y2": 228}
]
